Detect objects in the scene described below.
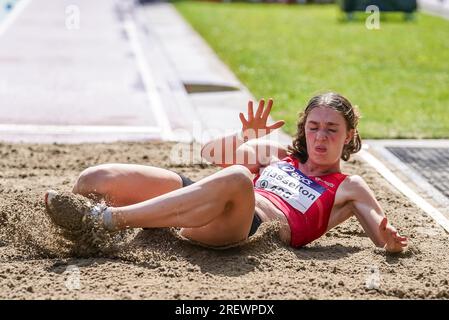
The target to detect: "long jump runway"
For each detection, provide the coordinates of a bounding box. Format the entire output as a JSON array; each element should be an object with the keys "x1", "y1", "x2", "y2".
[{"x1": 0, "y1": 0, "x2": 164, "y2": 143}]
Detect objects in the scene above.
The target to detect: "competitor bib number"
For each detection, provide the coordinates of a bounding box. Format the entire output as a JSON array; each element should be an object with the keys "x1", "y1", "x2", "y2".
[{"x1": 255, "y1": 162, "x2": 326, "y2": 213}]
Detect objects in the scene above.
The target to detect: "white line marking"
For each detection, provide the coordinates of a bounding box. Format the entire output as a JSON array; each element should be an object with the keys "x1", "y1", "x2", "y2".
[
  {"x1": 0, "y1": 124, "x2": 161, "y2": 134},
  {"x1": 359, "y1": 149, "x2": 449, "y2": 233},
  {"x1": 0, "y1": 0, "x2": 32, "y2": 37},
  {"x1": 122, "y1": 19, "x2": 174, "y2": 141}
]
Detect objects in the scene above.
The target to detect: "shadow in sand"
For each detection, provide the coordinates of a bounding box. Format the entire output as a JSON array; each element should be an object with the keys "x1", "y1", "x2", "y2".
[
  {"x1": 368, "y1": 243, "x2": 419, "y2": 264},
  {"x1": 384, "y1": 248, "x2": 417, "y2": 264},
  {"x1": 45, "y1": 257, "x2": 114, "y2": 274},
  {"x1": 291, "y1": 243, "x2": 363, "y2": 261},
  {"x1": 118, "y1": 225, "x2": 284, "y2": 277}
]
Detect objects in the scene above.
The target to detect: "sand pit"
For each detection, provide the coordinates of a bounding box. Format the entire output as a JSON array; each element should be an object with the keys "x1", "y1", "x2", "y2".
[{"x1": 0, "y1": 141, "x2": 448, "y2": 299}]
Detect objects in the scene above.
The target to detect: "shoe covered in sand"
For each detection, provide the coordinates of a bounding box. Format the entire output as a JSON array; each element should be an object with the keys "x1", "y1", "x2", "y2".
[
  {"x1": 44, "y1": 190, "x2": 107, "y2": 232},
  {"x1": 44, "y1": 190, "x2": 119, "y2": 253}
]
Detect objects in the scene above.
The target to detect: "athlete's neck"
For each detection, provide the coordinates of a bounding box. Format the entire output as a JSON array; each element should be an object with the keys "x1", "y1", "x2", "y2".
[{"x1": 301, "y1": 159, "x2": 341, "y2": 177}]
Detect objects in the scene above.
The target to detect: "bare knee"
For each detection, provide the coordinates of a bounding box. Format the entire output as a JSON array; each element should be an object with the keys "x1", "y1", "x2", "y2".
[
  {"x1": 223, "y1": 165, "x2": 254, "y2": 193},
  {"x1": 73, "y1": 164, "x2": 114, "y2": 195}
]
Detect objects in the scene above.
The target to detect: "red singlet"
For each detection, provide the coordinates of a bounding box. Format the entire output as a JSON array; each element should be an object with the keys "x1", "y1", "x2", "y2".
[{"x1": 253, "y1": 155, "x2": 348, "y2": 248}]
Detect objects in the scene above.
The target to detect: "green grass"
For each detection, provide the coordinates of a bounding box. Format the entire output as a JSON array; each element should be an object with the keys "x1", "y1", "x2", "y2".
[{"x1": 174, "y1": 1, "x2": 449, "y2": 138}]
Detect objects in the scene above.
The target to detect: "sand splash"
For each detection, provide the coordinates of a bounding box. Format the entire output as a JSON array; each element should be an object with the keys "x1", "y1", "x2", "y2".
[
  {"x1": 1, "y1": 142, "x2": 448, "y2": 299},
  {"x1": 1, "y1": 187, "x2": 284, "y2": 263}
]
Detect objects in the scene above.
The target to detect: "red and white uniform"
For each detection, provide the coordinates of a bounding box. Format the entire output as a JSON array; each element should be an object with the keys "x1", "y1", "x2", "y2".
[{"x1": 253, "y1": 155, "x2": 348, "y2": 248}]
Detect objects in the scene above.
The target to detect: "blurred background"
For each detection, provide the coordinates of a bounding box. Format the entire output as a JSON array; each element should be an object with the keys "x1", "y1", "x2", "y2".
[
  {"x1": 172, "y1": 0, "x2": 448, "y2": 139},
  {"x1": 0, "y1": 0, "x2": 447, "y2": 141}
]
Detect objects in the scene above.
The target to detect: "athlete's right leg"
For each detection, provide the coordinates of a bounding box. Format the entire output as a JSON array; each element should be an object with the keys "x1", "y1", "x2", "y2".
[
  {"x1": 45, "y1": 165, "x2": 256, "y2": 247},
  {"x1": 105, "y1": 165, "x2": 256, "y2": 246},
  {"x1": 72, "y1": 164, "x2": 184, "y2": 207}
]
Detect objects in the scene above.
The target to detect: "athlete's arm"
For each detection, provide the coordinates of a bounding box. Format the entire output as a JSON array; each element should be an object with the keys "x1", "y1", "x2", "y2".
[
  {"x1": 200, "y1": 98, "x2": 286, "y2": 173},
  {"x1": 347, "y1": 175, "x2": 408, "y2": 253},
  {"x1": 237, "y1": 139, "x2": 288, "y2": 173}
]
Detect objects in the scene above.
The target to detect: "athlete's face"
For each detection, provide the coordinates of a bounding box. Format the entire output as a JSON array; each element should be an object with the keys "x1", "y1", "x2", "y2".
[{"x1": 305, "y1": 107, "x2": 354, "y2": 165}]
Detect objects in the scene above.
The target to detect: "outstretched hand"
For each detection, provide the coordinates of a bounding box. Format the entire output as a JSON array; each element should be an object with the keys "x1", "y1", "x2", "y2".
[
  {"x1": 379, "y1": 217, "x2": 408, "y2": 253},
  {"x1": 239, "y1": 98, "x2": 285, "y2": 140}
]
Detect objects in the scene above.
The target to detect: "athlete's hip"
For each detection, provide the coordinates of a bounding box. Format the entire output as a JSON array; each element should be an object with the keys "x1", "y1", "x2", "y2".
[{"x1": 254, "y1": 191, "x2": 291, "y2": 245}]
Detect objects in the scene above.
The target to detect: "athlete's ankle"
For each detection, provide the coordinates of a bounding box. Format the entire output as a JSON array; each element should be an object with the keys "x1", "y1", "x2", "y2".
[
  {"x1": 102, "y1": 207, "x2": 117, "y2": 231},
  {"x1": 88, "y1": 203, "x2": 117, "y2": 231}
]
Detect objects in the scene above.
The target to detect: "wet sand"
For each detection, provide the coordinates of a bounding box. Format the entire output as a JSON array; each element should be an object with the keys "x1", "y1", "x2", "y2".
[{"x1": 0, "y1": 141, "x2": 448, "y2": 299}]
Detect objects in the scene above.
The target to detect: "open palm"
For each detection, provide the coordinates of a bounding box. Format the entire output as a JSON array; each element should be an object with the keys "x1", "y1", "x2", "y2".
[{"x1": 239, "y1": 98, "x2": 285, "y2": 139}]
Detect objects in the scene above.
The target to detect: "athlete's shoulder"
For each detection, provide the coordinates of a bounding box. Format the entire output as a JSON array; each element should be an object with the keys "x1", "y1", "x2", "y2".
[{"x1": 339, "y1": 174, "x2": 373, "y2": 200}]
